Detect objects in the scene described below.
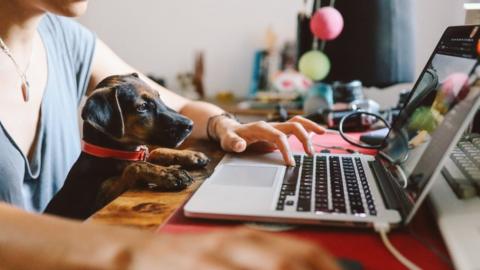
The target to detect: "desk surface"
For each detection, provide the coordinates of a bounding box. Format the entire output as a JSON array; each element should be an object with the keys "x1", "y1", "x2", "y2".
[
  {"x1": 91, "y1": 135, "x2": 453, "y2": 270},
  {"x1": 90, "y1": 139, "x2": 223, "y2": 229}
]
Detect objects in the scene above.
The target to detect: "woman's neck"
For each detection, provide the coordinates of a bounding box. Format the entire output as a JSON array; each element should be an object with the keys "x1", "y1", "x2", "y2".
[{"x1": 0, "y1": 1, "x2": 44, "y2": 64}]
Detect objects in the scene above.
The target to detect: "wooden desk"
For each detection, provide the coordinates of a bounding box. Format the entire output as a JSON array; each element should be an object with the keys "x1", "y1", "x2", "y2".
[{"x1": 89, "y1": 139, "x2": 224, "y2": 230}]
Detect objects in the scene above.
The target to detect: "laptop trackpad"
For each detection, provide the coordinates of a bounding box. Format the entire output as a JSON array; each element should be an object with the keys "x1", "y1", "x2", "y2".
[{"x1": 211, "y1": 165, "x2": 278, "y2": 187}]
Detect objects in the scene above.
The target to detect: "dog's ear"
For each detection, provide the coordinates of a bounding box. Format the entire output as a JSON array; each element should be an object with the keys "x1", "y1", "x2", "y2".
[{"x1": 81, "y1": 86, "x2": 125, "y2": 139}]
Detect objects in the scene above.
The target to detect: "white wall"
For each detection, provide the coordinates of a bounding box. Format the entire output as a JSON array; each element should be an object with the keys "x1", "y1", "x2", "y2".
[
  {"x1": 79, "y1": 0, "x2": 466, "y2": 98},
  {"x1": 79, "y1": 0, "x2": 304, "y2": 97}
]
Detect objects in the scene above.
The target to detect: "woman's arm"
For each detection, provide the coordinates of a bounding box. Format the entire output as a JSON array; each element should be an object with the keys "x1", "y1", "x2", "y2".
[
  {"x1": 0, "y1": 203, "x2": 339, "y2": 270},
  {"x1": 88, "y1": 39, "x2": 325, "y2": 165},
  {"x1": 0, "y1": 202, "x2": 143, "y2": 270}
]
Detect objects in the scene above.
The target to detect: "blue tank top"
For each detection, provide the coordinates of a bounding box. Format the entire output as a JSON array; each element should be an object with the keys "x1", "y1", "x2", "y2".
[{"x1": 0, "y1": 14, "x2": 96, "y2": 212}]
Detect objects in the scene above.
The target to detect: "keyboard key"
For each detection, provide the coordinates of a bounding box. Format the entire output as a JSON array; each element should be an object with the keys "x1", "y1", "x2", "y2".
[
  {"x1": 277, "y1": 156, "x2": 302, "y2": 210},
  {"x1": 297, "y1": 200, "x2": 311, "y2": 212},
  {"x1": 282, "y1": 162, "x2": 300, "y2": 186},
  {"x1": 355, "y1": 158, "x2": 376, "y2": 215}
]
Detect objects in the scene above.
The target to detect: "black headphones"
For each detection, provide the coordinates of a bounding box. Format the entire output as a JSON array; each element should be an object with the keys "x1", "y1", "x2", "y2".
[{"x1": 338, "y1": 110, "x2": 392, "y2": 149}]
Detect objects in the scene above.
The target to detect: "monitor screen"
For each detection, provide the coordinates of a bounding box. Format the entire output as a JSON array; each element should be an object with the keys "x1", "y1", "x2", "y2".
[{"x1": 380, "y1": 26, "x2": 480, "y2": 207}]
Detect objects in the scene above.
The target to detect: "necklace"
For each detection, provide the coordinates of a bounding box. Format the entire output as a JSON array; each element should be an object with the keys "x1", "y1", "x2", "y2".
[{"x1": 0, "y1": 37, "x2": 32, "y2": 102}]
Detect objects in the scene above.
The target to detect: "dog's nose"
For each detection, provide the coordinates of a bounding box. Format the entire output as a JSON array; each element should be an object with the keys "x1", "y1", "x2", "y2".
[{"x1": 179, "y1": 119, "x2": 194, "y2": 132}]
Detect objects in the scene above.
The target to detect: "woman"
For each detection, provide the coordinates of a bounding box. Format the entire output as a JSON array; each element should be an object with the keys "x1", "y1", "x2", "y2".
[{"x1": 0, "y1": 0, "x2": 337, "y2": 269}]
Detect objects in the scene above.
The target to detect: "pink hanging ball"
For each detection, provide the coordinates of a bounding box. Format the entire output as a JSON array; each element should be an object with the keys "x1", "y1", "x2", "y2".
[{"x1": 310, "y1": 7, "x2": 344, "y2": 41}]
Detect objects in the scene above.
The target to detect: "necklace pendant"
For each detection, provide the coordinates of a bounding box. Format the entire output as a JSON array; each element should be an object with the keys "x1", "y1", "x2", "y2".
[{"x1": 21, "y1": 81, "x2": 30, "y2": 102}]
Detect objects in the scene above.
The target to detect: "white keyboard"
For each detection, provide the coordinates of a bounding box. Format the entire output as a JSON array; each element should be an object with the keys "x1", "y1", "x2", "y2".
[{"x1": 430, "y1": 174, "x2": 480, "y2": 270}]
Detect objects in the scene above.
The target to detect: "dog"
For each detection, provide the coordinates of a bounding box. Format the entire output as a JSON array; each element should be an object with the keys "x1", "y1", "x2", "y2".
[{"x1": 44, "y1": 73, "x2": 210, "y2": 220}]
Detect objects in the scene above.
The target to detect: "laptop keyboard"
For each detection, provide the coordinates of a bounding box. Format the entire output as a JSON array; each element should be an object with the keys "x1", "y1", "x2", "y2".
[
  {"x1": 276, "y1": 155, "x2": 377, "y2": 216},
  {"x1": 442, "y1": 134, "x2": 480, "y2": 199}
]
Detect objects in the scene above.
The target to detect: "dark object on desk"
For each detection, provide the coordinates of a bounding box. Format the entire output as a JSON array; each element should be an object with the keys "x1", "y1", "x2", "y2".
[
  {"x1": 305, "y1": 98, "x2": 381, "y2": 131},
  {"x1": 45, "y1": 73, "x2": 209, "y2": 220},
  {"x1": 328, "y1": 106, "x2": 379, "y2": 131},
  {"x1": 297, "y1": 0, "x2": 414, "y2": 87},
  {"x1": 359, "y1": 128, "x2": 389, "y2": 146},
  {"x1": 304, "y1": 85, "x2": 411, "y2": 132},
  {"x1": 332, "y1": 80, "x2": 364, "y2": 103}
]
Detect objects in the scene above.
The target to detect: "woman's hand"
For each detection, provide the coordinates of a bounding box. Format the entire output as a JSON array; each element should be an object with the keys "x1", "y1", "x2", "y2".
[
  {"x1": 137, "y1": 228, "x2": 340, "y2": 270},
  {"x1": 212, "y1": 116, "x2": 326, "y2": 166}
]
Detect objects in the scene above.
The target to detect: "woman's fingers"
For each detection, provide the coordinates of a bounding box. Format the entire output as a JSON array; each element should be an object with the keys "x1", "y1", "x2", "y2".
[
  {"x1": 288, "y1": 115, "x2": 326, "y2": 134},
  {"x1": 220, "y1": 131, "x2": 247, "y2": 153},
  {"x1": 271, "y1": 116, "x2": 325, "y2": 156},
  {"x1": 216, "y1": 117, "x2": 325, "y2": 166},
  {"x1": 236, "y1": 122, "x2": 295, "y2": 166},
  {"x1": 273, "y1": 122, "x2": 314, "y2": 156},
  {"x1": 268, "y1": 129, "x2": 295, "y2": 166},
  {"x1": 218, "y1": 123, "x2": 293, "y2": 165}
]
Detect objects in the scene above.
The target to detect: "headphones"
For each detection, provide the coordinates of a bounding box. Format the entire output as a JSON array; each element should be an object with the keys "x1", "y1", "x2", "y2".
[{"x1": 337, "y1": 110, "x2": 392, "y2": 149}]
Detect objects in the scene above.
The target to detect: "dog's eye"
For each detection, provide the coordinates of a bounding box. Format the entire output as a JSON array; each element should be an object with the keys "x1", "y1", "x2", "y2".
[{"x1": 136, "y1": 103, "x2": 148, "y2": 113}]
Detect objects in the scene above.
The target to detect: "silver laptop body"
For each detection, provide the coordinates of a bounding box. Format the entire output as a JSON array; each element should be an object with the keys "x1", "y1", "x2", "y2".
[
  {"x1": 186, "y1": 152, "x2": 400, "y2": 226},
  {"x1": 185, "y1": 25, "x2": 480, "y2": 228}
]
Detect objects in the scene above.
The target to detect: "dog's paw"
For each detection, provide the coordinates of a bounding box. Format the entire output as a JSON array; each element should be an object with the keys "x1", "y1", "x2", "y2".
[
  {"x1": 180, "y1": 150, "x2": 210, "y2": 169},
  {"x1": 148, "y1": 148, "x2": 210, "y2": 169},
  {"x1": 147, "y1": 166, "x2": 193, "y2": 191}
]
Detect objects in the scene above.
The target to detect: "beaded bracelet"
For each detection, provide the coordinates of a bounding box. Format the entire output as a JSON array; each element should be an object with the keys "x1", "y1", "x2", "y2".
[{"x1": 206, "y1": 113, "x2": 238, "y2": 141}]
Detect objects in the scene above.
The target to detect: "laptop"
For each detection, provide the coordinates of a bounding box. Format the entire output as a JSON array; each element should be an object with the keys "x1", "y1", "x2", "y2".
[{"x1": 185, "y1": 25, "x2": 480, "y2": 228}]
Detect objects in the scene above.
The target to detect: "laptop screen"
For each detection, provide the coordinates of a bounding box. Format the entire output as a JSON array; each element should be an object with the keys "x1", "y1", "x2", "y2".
[{"x1": 380, "y1": 26, "x2": 480, "y2": 209}]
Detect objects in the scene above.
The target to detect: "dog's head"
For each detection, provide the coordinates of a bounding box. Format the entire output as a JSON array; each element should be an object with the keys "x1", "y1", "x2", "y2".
[{"x1": 82, "y1": 73, "x2": 193, "y2": 148}]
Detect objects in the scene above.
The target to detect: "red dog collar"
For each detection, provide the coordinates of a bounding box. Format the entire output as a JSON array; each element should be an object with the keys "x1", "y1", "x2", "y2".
[{"x1": 81, "y1": 141, "x2": 149, "y2": 161}]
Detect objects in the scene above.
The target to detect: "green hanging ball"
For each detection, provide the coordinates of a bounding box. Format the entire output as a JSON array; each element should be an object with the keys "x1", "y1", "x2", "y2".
[{"x1": 299, "y1": 50, "x2": 331, "y2": 81}]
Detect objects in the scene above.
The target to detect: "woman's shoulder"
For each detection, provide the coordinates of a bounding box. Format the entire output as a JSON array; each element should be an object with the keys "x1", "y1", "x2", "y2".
[
  {"x1": 39, "y1": 13, "x2": 93, "y2": 40},
  {"x1": 38, "y1": 13, "x2": 97, "y2": 104}
]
